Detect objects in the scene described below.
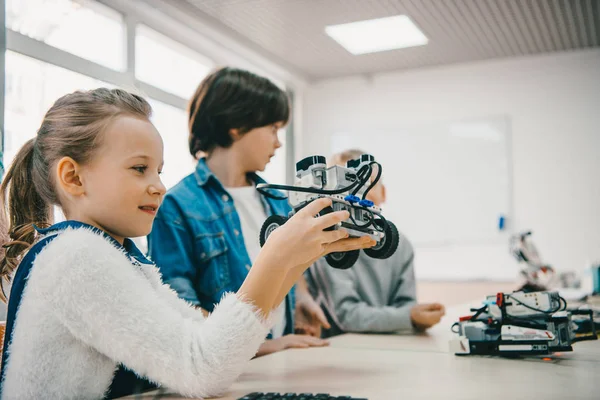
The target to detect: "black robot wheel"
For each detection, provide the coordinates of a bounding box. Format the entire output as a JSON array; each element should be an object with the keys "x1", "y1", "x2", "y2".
[
  {"x1": 325, "y1": 250, "x2": 360, "y2": 269},
  {"x1": 363, "y1": 220, "x2": 399, "y2": 259},
  {"x1": 259, "y1": 215, "x2": 289, "y2": 247}
]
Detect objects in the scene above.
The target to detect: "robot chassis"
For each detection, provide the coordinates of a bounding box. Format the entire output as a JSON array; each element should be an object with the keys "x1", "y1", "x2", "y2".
[
  {"x1": 450, "y1": 290, "x2": 596, "y2": 357},
  {"x1": 257, "y1": 154, "x2": 399, "y2": 269}
]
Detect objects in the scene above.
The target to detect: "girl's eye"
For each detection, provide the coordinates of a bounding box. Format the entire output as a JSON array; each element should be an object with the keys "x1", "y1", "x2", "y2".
[{"x1": 133, "y1": 165, "x2": 147, "y2": 174}]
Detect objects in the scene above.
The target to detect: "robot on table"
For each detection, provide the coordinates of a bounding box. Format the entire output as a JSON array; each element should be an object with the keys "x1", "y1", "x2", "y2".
[
  {"x1": 450, "y1": 290, "x2": 596, "y2": 357},
  {"x1": 257, "y1": 154, "x2": 399, "y2": 269}
]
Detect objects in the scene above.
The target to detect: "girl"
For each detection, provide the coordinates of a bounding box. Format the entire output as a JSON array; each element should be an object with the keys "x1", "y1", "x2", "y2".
[
  {"x1": 148, "y1": 68, "x2": 332, "y2": 355},
  {"x1": 0, "y1": 88, "x2": 374, "y2": 400}
]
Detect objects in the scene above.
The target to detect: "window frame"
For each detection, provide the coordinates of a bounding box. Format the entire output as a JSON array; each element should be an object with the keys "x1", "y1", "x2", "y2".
[{"x1": 0, "y1": 0, "x2": 295, "y2": 183}]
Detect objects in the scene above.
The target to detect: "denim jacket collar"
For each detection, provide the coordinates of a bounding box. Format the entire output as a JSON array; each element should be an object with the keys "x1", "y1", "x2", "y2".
[
  {"x1": 35, "y1": 220, "x2": 153, "y2": 265},
  {"x1": 194, "y1": 157, "x2": 267, "y2": 188}
]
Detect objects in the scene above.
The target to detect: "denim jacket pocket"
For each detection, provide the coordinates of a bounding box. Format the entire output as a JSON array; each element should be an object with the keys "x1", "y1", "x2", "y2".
[{"x1": 195, "y1": 232, "x2": 230, "y2": 296}]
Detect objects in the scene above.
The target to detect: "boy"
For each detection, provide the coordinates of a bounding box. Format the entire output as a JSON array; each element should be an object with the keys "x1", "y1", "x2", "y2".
[{"x1": 306, "y1": 149, "x2": 445, "y2": 337}]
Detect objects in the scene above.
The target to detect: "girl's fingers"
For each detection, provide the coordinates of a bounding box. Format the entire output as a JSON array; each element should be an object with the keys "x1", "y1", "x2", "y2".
[
  {"x1": 320, "y1": 228, "x2": 349, "y2": 244},
  {"x1": 314, "y1": 210, "x2": 350, "y2": 230},
  {"x1": 296, "y1": 198, "x2": 332, "y2": 218},
  {"x1": 324, "y1": 236, "x2": 376, "y2": 253}
]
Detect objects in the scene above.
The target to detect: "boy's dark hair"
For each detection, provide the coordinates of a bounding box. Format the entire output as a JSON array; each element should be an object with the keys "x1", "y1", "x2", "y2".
[{"x1": 188, "y1": 67, "x2": 290, "y2": 156}]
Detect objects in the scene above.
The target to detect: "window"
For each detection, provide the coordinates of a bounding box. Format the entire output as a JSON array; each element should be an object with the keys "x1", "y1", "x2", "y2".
[
  {"x1": 136, "y1": 25, "x2": 213, "y2": 99},
  {"x1": 4, "y1": 51, "x2": 108, "y2": 170},
  {"x1": 1, "y1": 1, "x2": 291, "y2": 191},
  {"x1": 6, "y1": 0, "x2": 126, "y2": 71},
  {"x1": 147, "y1": 99, "x2": 196, "y2": 190}
]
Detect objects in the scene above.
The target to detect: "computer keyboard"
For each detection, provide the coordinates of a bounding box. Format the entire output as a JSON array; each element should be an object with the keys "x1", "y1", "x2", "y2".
[{"x1": 237, "y1": 393, "x2": 367, "y2": 400}]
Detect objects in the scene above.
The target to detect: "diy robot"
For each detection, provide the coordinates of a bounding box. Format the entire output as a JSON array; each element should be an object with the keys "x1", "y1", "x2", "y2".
[
  {"x1": 256, "y1": 154, "x2": 399, "y2": 269},
  {"x1": 510, "y1": 231, "x2": 556, "y2": 292},
  {"x1": 450, "y1": 290, "x2": 596, "y2": 357}
]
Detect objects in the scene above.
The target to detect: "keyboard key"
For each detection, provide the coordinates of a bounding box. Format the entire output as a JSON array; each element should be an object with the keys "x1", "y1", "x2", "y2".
[{"x1": 238, "y1": 393, "x2": 262, "y2": 400}]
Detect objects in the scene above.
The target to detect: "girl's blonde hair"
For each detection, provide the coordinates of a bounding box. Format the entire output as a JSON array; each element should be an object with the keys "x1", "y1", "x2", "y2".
[
  {"x1": 329, "y1": 149, "x2": 367, "y2": 167},
  {"x1": 0, "y1": 88, "x2": 152, "y2": 301}
]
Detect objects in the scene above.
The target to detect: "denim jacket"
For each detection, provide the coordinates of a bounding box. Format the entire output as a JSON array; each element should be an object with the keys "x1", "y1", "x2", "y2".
[{"x1": 148, "y1": 158, "x2": 296, "y2": 335}]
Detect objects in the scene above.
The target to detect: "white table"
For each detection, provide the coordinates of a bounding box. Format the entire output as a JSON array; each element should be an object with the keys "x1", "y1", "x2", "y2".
[{"x1": 126, "y1": 303, "x2": 600, "y2": 399}]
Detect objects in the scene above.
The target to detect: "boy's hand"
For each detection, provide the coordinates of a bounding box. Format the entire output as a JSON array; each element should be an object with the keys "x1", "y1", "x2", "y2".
[
  {"x1": 256, "y1": 334, "x2": 329, "y2": 357},
  {"x1": 410, "y1": 303, "x2": 446, "y2": 330},
  {"x1": 295, "y1": 295, "x2": 330, "y2": 337}
]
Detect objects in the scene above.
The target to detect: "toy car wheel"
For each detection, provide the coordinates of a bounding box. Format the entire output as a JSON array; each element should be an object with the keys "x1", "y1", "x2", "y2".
[
  {"x1": 325, "y1": 250, "x2": 360, "y2": 269},
  {"x1": 363, "y1": 219, "x2": 399, "y2": 259},
  {"x1": 259, "y1": 215, "x2": 288, "y2": 247}
]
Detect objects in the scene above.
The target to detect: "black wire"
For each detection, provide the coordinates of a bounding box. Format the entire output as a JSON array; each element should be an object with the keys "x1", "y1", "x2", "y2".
[
  {"x1": 451, "y1": 322, "x2": 460, "y2": 333},
  {"x1": 347, "y1": 206, "x2": 388, "y2": 233},
  {"x1": 361, "y1": 162, "x2": 382, "y2": 200},
  {"x1": 256, "y1": 166, "x2": 370, "y2": 200},
  {"x1": 256, "y1": 181, "x2": 356, "y2": 200},
  {"x1": 559, "y1": 296, "x2": 568, "y2": 311},
  {"x1": 348, "y1": 208, "x2": 374, "y2": 229},
  {"x1": 351, "y1": 164, "x2": 373, "y2": 196},
  {"x1": 255, "y1": 185, "x2": 289, "y2": 200},
  {"x1": 256, "y1": 163, "x2": 375, "y2": 201},
  {"x1": 369, "y1": 209, "x2": 387, "y2": 233},
  {"x1": 469, "y1": 305, "x2": 489, "y2": 321}
]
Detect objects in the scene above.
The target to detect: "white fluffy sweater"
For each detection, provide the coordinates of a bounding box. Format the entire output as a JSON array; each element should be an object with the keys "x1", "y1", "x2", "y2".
[{"x1": 1, "y1": 227, "x2": 274, "y2": 399}]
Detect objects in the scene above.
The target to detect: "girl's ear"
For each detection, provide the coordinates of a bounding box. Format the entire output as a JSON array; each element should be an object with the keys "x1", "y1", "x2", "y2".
[{"x1": 56, "y1": 157, "x2": 85, "y2": 196}]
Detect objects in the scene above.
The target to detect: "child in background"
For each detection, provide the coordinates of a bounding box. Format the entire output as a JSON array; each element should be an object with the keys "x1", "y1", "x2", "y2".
[
  {"x1": 307, "y1": 149, "x2": 445, "y2": 337},
  {"x1": 148, "y1": 67, "x2": 332, "y2": 356},
  {"x1": 0, "y1": 88, "x2": 373, "y2": 399}
]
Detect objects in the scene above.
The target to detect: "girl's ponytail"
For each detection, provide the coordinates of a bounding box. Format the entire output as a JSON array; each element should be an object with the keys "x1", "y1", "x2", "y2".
[{"x1": 0, "y1": 138, "x2": 51, "y2": 302}]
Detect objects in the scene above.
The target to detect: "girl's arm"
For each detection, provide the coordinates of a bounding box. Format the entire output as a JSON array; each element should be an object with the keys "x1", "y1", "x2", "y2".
[
  {"x1": 240, "y1": 198, "x2": 374, "y2": 314},
  {"x1": 37, "y1": 228, "x2": 271, "y2": 398},
  {"x1": 37, "y1": 200, "x2": 371, "y2": 398}
]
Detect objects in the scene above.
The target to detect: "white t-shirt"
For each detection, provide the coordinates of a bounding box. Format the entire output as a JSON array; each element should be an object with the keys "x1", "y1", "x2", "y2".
[{"x1": 227, "y1": 185, "x2": 287, "y2": 339}]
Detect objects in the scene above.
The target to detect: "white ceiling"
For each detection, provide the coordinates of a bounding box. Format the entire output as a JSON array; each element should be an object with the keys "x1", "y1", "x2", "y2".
[{"x1": 171, "y1": 0, "x2": 600, "y2": 80}]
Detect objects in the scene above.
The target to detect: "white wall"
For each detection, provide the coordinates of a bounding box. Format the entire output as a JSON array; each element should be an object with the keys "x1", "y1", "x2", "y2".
[{"x1": 302, "y1": 49, "x2": 600, "y2": 281}]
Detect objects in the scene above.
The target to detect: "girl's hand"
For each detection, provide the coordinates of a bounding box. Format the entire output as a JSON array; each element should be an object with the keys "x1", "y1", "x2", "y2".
[{"x1": 261, "y1": 198, "x2": 375, "y2": 270}]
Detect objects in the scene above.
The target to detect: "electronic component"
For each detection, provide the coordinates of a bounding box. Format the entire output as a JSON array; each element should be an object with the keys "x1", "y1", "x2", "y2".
[
  {"x1": 450, "y1": 291, "x2": 597, "y2": 356},
  {"x1": 257, "y1": 154, "x2": 398, "y2": 269}
]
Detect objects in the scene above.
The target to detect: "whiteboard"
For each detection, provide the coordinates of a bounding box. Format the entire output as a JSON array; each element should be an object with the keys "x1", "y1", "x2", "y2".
[{"x1": 330, "y1": 116, "x2": 512, "y2": 246}]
